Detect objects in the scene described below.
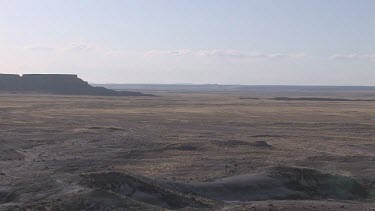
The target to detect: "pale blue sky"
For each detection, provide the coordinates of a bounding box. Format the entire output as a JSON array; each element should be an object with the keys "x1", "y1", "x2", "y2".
[{"x1": 0, "y1": 0, "x2": 374, "y2": 85}]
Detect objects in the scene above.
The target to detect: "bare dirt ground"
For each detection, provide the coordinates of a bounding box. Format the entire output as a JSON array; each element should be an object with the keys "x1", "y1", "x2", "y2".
[{"x1": 0, "y1": 91, "x2": 374, "y2": 210}]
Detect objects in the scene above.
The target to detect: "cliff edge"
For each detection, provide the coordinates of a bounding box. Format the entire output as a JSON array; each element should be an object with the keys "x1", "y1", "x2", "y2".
[{"x1": 0, "y1": 74, "x2": 151, "y2": 96}]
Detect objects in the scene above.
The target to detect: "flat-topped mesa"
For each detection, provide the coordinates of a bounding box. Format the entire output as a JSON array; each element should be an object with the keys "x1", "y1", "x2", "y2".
[
  {"x1": 0, "y1": 74, "x2": 151, "y2": 96},
  {"x1": 0, "y1": 74, "x2": 22, "y2": 91},
  {"x1": 21, "y1": 74, "x2": 92, "y2": 94}
]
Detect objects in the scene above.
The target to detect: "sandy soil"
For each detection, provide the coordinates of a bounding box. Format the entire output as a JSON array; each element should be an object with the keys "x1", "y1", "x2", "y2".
[{"x1": 0, "y1": 91, "x2": 374, "y2": 210}]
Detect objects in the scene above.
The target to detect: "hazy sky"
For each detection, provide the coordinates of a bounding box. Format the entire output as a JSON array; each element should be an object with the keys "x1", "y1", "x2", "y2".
[{"x1": 0, "y1": 0, "x2": 374, "y2": 85}]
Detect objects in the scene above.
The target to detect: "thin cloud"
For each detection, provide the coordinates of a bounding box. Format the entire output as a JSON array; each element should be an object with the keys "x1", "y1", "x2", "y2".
[
  {"x1": 145, "y1": 49, "x2": 306, "y2": 59},
  {"x1": 24, "y1": 44, "x2": 54, "y2": 52},
  {"x1": 24, "y1": 42, "x2": 97, "y2": 53},
  {"x1": 63, "y1": 43, "x2": 95, "y2": 52},
  {"x1": 146, "y1": 49, "x2": 193, "y2": 56},
  {"x1": 330, "y1": 53, "x2": 375, "y2": 60}
]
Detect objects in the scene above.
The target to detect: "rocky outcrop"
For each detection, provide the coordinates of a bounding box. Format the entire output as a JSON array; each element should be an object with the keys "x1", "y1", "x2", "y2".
[{"x1": 0, "y1": 74, "x2": 150, "y2": 96}]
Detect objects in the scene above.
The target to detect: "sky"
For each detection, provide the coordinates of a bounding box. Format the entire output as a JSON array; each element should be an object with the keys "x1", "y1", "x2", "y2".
[{"x1": 0, "y1": 0, "x2": 374, "y2": 85}]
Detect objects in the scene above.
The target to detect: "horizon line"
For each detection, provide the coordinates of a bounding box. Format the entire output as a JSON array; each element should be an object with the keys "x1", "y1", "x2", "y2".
[{"x1": 91, "y1": 83, "x2": 375, "y2": 88}]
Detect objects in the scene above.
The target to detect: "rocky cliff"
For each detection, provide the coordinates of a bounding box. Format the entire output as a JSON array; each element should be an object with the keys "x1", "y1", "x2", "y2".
[{"x1": 0, "y1": 74, "x2": 150, "y2": 96}]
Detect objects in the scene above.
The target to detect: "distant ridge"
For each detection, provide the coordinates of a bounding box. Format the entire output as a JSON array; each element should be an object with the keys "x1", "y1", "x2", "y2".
[
  {"x1": 0, "y1": 74, "x2": 151, "y2": 96},
  {"x1": 95, "y1": 83, "x2": 375, "y2": 93}
]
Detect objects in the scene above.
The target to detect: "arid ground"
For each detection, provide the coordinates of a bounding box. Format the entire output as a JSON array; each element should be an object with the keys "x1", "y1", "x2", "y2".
[{"x1": 0, "y1": 90, "x2": 374, "y2": 210}]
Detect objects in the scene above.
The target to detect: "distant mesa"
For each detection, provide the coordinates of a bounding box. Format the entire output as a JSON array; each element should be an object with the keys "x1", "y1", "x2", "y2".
[{"x1": 0, "y1": 74, "x2": 152, "y2": 96}]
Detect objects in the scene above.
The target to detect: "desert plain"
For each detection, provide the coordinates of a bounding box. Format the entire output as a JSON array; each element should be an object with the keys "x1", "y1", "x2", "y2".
[{"x1": 0, "y1": 89, "x2": 374, "y2": 210}]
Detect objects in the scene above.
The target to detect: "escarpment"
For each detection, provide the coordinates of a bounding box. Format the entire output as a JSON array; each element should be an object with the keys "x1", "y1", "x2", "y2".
[{"x1": 0, "y1": 74, "x2": 151, "y2": 96}]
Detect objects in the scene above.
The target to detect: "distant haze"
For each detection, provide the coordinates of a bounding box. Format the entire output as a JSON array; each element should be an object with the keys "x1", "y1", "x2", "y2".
[{"x1": 0, "y1": 0, "x2": 374, "y2": 85}]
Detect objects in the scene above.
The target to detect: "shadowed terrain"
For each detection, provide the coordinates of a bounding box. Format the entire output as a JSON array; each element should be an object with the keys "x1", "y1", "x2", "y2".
[{"x1": 0, "y1": 74, "x2": 151, "y2": 96}]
